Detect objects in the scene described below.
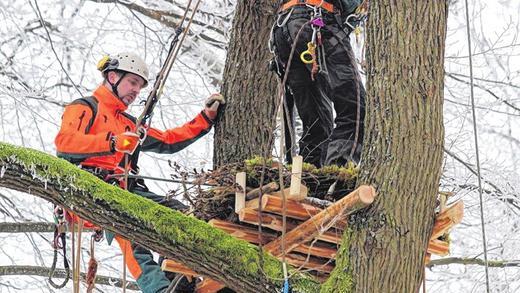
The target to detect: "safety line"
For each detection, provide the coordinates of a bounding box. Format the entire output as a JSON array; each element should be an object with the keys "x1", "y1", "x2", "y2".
[{"x1": 463, "y1": 0, "x2": 490, "y2": 291}]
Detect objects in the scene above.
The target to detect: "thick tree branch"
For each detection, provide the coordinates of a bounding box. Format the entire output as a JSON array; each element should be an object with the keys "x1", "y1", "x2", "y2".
[
  {"x1": 0, "y1": 143, "x2": 319, "y2": 293},
  {"x1": 427, "y1": 257, "x2": 520, "y2": 268},
  {"x1": 0, "y1": 265, "x2": 139, "y2": 290}
]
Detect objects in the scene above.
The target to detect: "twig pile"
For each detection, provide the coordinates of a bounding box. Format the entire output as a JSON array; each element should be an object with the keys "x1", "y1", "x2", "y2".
[{"x1": 167, "y1": 158, "x2": 359, "y2": 222}]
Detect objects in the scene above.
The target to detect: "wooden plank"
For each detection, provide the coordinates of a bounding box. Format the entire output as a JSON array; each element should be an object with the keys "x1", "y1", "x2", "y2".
[
  {"x1": 270, "y1": 185, "x2": 308, "y2": 201},
  {"x1": 262, "y1": 186, "x2": 376, "y2": 257},
  {"x1": 245, "y1": 182, "x2": 279, "y2": 201},
  {"x1": 284, "y1": 253, "x2": 334, "y2": 273},
  {"x1": 196, "y1": 279, "x2": 225, "y2": 293},
  {"x1": 246, "y1": 194, "x2": 347, "y2": 229},
  {"x1": 212, "y1": 218, "x2": 337, "y2": 258},
  {"x1": 161, "y1": 261, "x2": 226, "y2": 293},
  {"x1": 162, "y1": 260, "x2": 226, "y2": 293},
  {"x1": 238, "y1": 208, "x2": 342, "y2": 244},
  {"x1": 293, "y1": 242, "x2": 337, "y2": 259},
  {"x1": 427, "y1": 239, "x2": 450, "y2": 256},
  {"x1": 289, "y1": 155, "x2": 306, "y2": 200},
  {"x1": 246, "y1": 194, "x2": 321, "y2": 220},
  {"x1": 430, "y1": 200, "x2": 464, "y2": 240},
  {"x1": 208, "y1": 219, "x2": 276, "y2": 244},
  {"x1": 235, "y1": 172, "x2": 246, "y2": 213},
  {"x1": 161, "y1": 259, "x2": 198, "y2": 277}
]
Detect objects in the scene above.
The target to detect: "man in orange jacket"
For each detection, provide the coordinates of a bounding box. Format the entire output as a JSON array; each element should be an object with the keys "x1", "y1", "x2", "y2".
[{"x1": 55, "y1": 52, "x2": 225, "y2": 293}]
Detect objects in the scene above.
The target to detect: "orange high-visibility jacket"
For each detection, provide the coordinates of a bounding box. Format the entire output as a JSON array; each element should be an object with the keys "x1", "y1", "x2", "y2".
[{"x1": 55, "y1": 85, "x2": 213, "y2": 171}]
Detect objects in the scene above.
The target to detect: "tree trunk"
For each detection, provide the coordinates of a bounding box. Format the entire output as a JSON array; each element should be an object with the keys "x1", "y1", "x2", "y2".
[
  {"x1": 323, "y1": 1, "x2": 448, "y2": 292},
  {"x1": 213, "y1": 1, "x2": 279, "y2": 166},
  {"x1": 0, "y1": 143, "x2": 319, "y2": 293}
]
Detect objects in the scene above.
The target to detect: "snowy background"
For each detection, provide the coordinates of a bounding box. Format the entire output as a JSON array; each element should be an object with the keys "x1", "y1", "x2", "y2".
[{"x1": 0, "y1": 0, "x2": 519, "y2": 292}]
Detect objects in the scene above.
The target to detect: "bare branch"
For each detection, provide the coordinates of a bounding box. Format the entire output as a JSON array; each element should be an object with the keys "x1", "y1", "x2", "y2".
[
  {"x1": 0, "y1": 222, "x2": 54, "y2": 233},
  {"x1": 0, "y1": 265, "x2": 139, "y2": 290},
  {"x1": 447, "y1": 72, "x2": 520, "y2": 90},
  {"x1": 444, "y1": 148, "x2": 520, "y2": 211},
  {"x1": 446, "y1": 73, "x2": 520, "y2": 113},
  {"x1": 427, "y1": 257, "x2": 520, "y2": 268},
  {"x1": 88, "y1": 0, "x2": 226, "y2": 40}
]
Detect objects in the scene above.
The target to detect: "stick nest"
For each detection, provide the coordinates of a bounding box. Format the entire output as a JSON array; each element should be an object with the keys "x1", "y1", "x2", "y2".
[{"x1": 167, "y1": 157, "x2": 359, "y2": 222}]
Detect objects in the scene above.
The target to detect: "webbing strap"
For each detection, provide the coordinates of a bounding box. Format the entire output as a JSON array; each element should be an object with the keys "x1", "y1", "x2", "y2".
[{"x1": 281, "y1": 0, "x2": 335, "y2": 13}]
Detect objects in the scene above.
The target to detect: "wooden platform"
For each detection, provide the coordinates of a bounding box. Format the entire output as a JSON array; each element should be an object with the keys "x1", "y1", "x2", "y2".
[{"x1": 162, "y1": 165, "x2": 463, "y2": 292}]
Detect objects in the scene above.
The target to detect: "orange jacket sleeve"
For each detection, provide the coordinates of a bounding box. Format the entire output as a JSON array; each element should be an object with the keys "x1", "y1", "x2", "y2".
[
  {"x1": 141, "y1": 111, "x2": 213, "y2": 154},
  {"x1": 55, "y1": 103, "x2": 113, "y2": 162}
]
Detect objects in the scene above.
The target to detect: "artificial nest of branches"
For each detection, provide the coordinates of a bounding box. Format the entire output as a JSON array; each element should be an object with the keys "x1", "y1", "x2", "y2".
[{"x1": 166, "y1": 157, "x2": 359, "y2": 222}]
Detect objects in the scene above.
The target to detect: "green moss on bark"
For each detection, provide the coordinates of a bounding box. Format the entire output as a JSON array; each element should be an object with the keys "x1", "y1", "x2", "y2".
[
  {"x1": 320, "y1": 229, "x2": 354, "y2": 293},
  {"x1": 0, "y1": 142, "x2": 321, "y2": 292}
]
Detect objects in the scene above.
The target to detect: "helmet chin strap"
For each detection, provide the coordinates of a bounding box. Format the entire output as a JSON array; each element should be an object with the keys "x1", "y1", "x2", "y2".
[{"x1": 108, "y1": 71, "x2": 127, "y2": 100}]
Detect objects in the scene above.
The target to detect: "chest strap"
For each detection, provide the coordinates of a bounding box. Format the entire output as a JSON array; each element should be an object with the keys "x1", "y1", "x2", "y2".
[{"x1": 281, "y1": 0, "x2": 336, "y2": 14}]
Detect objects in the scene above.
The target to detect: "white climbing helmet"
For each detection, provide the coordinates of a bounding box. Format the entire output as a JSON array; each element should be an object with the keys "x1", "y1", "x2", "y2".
[{"x1": 97, "y1": 52, "x2": 149, "y2": 87}]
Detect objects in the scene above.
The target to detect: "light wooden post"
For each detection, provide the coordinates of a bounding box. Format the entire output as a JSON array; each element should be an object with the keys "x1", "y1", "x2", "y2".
[
  {"x1": 289, "y1": 155, "x2": 305, "y2": 200},
  {"x1": 235, "y1": 172, "x2": 246, "y2": 213}
]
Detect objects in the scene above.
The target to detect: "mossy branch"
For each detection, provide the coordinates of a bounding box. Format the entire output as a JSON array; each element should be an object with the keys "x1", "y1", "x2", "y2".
[{"x1": 0, "y1": 142, "x2": 320, "y2": 293}]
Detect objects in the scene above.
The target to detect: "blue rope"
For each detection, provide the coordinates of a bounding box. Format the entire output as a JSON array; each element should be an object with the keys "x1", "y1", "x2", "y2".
[{"x1": 282, "y1": 279, "x2": 291, "y2": 293}]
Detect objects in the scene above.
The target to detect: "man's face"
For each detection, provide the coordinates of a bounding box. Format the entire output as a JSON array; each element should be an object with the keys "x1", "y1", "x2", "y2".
[{"x1": 108, "y1": 72, "x2": 146, "y2": 105}]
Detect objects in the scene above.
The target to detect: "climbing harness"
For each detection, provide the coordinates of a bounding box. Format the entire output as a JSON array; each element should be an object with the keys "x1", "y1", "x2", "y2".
[
  {"x1": 281, "y1": 0, "x2": 335, "y2": 14},
  {"x1": 48, "y1": 206, "x2": 70, "y2": 289}
]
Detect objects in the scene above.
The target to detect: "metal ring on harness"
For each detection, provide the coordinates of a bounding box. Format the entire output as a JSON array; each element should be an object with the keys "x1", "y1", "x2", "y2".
[
  {"x1": 344, "y1": 13, "x2": 358, "y2": 30},
  {"x1": 300, "y1": 42, "x2": 316, "y2": 64}
]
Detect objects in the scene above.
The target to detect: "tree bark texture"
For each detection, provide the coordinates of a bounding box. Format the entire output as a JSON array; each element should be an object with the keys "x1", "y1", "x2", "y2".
[
  {"x1": 323, "y1": 2, "x2": 448, "y2": 292},
  {"x1": 0, "y1": 143, "x2": 319, "y2": 293},
  {"x1": 213, "y1": 1, "x2": 280, "y2": 166}
]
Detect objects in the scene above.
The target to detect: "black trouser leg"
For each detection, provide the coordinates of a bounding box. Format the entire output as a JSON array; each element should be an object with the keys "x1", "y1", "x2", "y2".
[
  {"x1": 273, "y1": 16, "x2": 333, "y2": 167},
  {"x1": 323, "y1": 30, "x2": 366, "y2": 165}
]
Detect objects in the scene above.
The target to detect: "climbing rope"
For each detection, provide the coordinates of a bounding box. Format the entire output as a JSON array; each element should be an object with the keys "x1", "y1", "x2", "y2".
[
  {"x1": 73, "y1": 218, "x2": 84, "y2": 293},
  {"x1": 48, "y1": 206, "x2": 70, "y2": 289},
  {"x1": 274, "y1": 15, "x2": 313, "y2": 293},
  {"x1": 277, "y1": 95, "x2": 290, "y2": 292},
  {"x1": 463, "y1": 0, "x2": 490, "y2": 291},
  {"x1": 119, "y1": 0, "x2": 204, "y2": 290}
]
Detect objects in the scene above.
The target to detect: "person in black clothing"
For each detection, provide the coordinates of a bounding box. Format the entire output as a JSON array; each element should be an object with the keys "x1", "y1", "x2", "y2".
[{"x1": 270, "y1": 0, "x2": 365, "y2": 168}]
